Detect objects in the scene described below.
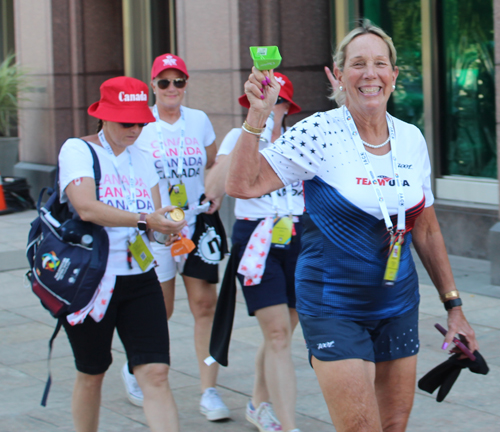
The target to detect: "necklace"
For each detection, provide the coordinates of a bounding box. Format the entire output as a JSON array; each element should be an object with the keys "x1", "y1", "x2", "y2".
[{"x1": 361, "y1": 136, "x2": 391, "y2": 149}]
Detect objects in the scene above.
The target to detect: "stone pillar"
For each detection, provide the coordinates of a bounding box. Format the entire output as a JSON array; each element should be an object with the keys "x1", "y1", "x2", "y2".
[
  {"x1": 176, "y1": 0, "x2": 243, "y2": 235},
  {"x1": 14, "y1": 0, "x2": 124, "y2": 198}
]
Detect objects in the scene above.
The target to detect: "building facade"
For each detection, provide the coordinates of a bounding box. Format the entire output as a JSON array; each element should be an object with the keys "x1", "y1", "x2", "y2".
[{"x1": 2, "y1": 0, "x2": 500, "y2": 281}]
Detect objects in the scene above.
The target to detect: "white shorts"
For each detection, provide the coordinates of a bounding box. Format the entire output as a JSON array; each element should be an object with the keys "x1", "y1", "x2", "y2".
[
  {"x1": 151, "y1": 242, "x2": 178, "y2": 283},
  {"x1": 151, "y1": 223, "x2": 196, "y2": 283}
]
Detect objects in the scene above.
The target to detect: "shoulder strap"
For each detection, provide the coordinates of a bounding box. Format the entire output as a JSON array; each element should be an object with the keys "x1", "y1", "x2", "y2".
[
  {"x1": 40, "y1": 318, "x2": 63, "y2": 406},
  {"x1": 54, "y1": 139, "x2": 102, "y2": 201},
  {"x1": 82, "y1": 140, "x2": 101, "y2": 200}
]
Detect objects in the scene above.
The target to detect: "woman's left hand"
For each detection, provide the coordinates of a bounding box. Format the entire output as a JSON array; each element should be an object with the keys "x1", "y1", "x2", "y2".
[
  {"x1": 324, "y1": 66, "x2": 340, "y2": 92},
  {"x1": 445, "y1": 307, "x2": 479, "y2": 356}
]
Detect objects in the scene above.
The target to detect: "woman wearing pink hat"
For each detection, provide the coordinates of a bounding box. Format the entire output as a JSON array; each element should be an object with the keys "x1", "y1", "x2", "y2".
[
  {"x1": 58, "y1": 76, "x2": 183, "y2": 432},
  {"x1": 131, "y1": 53, "x2": 230, "y2": 421},
  {"x1": 205, "y1": 72, "x2": 304, "y2": 432}
]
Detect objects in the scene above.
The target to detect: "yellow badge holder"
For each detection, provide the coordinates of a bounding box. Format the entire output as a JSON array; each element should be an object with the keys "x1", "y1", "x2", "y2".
[
  {"x1": 128, "y1": 234, "x2": 155, "y2": 272},
  {"x1": 383, "y1": 235, "x2": 402, "y2": 287},
  {"x1": 271, "y1": 216, "x2": 293, "y2": 249},
  {"x1": 169, "y1": 183, "x2": 189, "y2": 210}
]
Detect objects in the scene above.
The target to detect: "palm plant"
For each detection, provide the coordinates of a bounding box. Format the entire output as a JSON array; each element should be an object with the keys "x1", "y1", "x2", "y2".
[{"x1": 0, "y1": 54, "x2": 27, "y2": 137}]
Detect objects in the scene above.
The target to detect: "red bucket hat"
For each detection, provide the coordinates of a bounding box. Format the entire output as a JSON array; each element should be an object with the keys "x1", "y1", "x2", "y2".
[
  {"x1": 88, "y1": 77, "x2": 155, "y2": 123},
  {"x1": 238, "y1": 72, "x2": 301, "y2": 115},
  {"x1": 151, "y1": 53, "x2": 190, "y2": 80}
]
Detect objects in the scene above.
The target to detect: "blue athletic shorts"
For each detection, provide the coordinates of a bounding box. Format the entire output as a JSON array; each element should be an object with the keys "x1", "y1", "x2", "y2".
[
  {"x1": 299, "y1": 304, "x2": 419, "y2": 365},
  {"x1": 232, "y1": 218, "x2": 303, "y2": 316}
]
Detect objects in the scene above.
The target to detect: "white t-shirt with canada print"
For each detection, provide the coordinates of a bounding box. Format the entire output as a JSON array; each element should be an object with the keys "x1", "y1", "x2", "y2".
[
  {"x1": 58, "y1": 138, "x2": 159, "y2": 275},
  {"x1": 135, "y1": 105, "x2": 216, "y2": 226},
  {"x1": 218, "y1": 127, "x2": 304, "y2": 219}
]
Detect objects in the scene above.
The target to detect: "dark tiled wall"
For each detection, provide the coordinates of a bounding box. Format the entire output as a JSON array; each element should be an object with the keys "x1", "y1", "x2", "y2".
[
  {"x1": 50, "y1": 0, "x2": 124, "y2": 155},
  {"x1": 238, "y1": 0, "x2": 335, "y2": 125}
]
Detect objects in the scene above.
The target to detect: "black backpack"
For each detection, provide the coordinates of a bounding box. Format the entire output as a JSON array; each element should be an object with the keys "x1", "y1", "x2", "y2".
[{"x1": 26, "y1": 140, "x2": 109, "y2": 405}]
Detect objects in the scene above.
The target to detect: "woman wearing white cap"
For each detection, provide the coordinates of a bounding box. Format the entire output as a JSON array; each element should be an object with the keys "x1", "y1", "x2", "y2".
[{"x1": 126, "y1": 53, "x2": 230, "y2": 421}]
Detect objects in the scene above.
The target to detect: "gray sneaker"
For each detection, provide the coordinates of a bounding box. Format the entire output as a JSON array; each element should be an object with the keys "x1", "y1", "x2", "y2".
[
  {"x1": 121, "y1": 363, "x2": 143, "y2": 407},
  {"x1": 200, "y1": 387, "x2": 231, "y2": 421},
  {"x1": 246, "y1": 401, "x2": 282, "y2": 431}
]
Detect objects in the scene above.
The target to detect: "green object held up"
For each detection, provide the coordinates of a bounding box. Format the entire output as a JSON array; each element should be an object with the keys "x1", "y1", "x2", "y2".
[{"x1": 249, "y1": 46, "x2": 282, "y2": 70}]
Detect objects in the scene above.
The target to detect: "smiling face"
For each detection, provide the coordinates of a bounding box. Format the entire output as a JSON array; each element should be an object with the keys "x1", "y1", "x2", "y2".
[
  {"x1": 151, "y1": 69, "x2": 187, "y2": 111},
  {"x1": 336, "y1": 33, "x2": 398, "y2": 116}
]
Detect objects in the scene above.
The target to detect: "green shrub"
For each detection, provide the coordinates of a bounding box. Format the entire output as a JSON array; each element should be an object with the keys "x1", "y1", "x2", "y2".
[{"x1": 0, "y1": 54, "x2": 28, "y2": 137}]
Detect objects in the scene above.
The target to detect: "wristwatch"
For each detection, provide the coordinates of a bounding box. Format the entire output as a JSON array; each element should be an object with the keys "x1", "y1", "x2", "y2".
[
  {"x1": 137, "y1": 213, "x2": 148, "y2": 231},
  {"x1": 444, "y1": 297, "x2": 463, "y2": 311}
]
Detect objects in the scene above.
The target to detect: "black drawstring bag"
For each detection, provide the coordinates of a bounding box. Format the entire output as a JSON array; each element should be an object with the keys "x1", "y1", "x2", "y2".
[
  {"x1": 418, "y1": 350, "x2": 489, "y2": 402},
  {"x1": 182, "y1": 195, "x2": 228, "y2": 284}
]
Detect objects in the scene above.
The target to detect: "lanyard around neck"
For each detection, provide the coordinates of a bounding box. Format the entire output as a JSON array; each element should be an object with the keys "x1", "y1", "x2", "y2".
[
  {"x1": 153, "y1": 105, "x2": 187, "y2": 184},
  {"x1": 98, "y1": 130, "x2": 137, "y2": 214},
  {"x1": 343, "y1": 106, "x2": 405, "y2": 233}
]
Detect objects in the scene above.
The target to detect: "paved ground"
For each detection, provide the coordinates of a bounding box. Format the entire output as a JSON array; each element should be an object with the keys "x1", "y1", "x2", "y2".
[{"x1": 0, "y1": 209, "x2": 499, "y2": 431}]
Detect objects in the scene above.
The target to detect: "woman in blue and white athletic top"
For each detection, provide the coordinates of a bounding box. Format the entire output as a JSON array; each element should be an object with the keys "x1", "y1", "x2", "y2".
[{"x1": 225, "y1": 21, "x2": 479, "y2": 432}]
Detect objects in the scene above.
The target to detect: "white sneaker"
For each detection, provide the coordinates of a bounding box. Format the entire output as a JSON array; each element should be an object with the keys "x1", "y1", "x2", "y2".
[
  {"x1": 200, "y1": 387, "x2": 231, "y2": 421},
  {"x1": 121, "y1": 363, "x2": 144, "y2": 407},
  {"x1": 246, "y1": 401, "x2": 282, "y2": 431}
]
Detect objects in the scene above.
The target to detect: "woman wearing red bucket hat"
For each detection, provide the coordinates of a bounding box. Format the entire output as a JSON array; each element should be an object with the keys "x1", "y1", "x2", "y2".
[
  {"x1": 205, "y1": 72, "x2": 304, "y2": 432},
  {"x1": 132, "y1": 54, "x2": 230, "y2": 421},
  {"x1": 58, "y1": 76, "x2": 184, "y2": 432}
]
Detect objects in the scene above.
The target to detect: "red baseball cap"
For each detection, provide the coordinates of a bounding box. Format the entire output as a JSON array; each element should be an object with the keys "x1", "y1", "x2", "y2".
[
  {"x1": 88, "y1": 77, "x2": 156, "y2": 123},
  {"x1": 151, "y1": 53, "x2": 190, "y2": 80},
  {"x1": 238, "y1": 72, "x2": 301, "y2": 115}
]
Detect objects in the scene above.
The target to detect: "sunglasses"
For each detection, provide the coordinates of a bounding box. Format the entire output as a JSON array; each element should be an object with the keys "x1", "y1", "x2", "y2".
[
  {"x1": 156, "y1": 78, "x2": 187, "y2": 90},
  {"x1": 275, "y1": 96, "x2": 286, "y2": 105},
  {"x1": 120, "y1": 123, "x2": 148, "y2": 128}
]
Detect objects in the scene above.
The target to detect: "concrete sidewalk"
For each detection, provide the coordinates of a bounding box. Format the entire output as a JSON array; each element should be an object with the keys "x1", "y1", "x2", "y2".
[{"x1": 0, "y1": 209, "x2": 499, "y2": 431}]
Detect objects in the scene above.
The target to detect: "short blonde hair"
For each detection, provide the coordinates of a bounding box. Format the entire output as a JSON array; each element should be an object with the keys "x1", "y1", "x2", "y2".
[{"x1": 331, "y1": 20, "x2": 397, "y2": 105}]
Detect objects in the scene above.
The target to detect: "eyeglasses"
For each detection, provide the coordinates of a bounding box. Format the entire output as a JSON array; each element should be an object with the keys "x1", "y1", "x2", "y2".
[
  {"x1": 120, "y1": 123, "x2": 148, "y2": 128},
  {"x1": 275, "y1": 96, "x2": 285, "y2": 105},
  {"x1": 156, "y1": 78, "x2": 187, "y2": 90}
]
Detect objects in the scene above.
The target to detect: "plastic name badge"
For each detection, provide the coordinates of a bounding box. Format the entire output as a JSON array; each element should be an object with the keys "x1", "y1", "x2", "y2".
[
  {"x1": 383, "y1": 239, "x2": 402, "y2": 287},
  {"x1": 128, "y1": 234, "x2": 155, "y2": 272},
  {"x1": 169, "y1": 183, "x2": 189, "y2": 210},
  {"x1": 271, "y1": 216, "x2": 293, "y2": 249},
  {"x1": 249, "y1": 46, "x2": 282, "y2": 70}
]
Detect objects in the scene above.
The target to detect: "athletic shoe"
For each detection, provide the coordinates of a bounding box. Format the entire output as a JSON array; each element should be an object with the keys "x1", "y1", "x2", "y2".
[
  {"x1": 246, "y1": 401, "x2": 282, "y2": 431},
  {"x1": 121, "y1": 363, "x2": 144, "y2": 407},
  {"x1": 200, "y1": 387, "x2": 231, "y2": 421}
]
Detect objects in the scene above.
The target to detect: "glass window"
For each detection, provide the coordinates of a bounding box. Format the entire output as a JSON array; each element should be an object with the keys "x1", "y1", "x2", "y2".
[
  {"x1": 438, "y1": 0, "x2": 496, "y2": 179},
  {"x1": 361, "y1": 0, "x2": 424, "y2": 132},
  {"x1": 0, "y1": 0, "x2": 15, "y2": 61}
]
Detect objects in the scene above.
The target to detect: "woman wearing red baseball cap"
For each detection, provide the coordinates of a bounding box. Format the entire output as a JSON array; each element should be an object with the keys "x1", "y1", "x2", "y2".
[
  {"x1": 58, "y1": 76, "x2": 183, "y2": 432},
  {"x1": 132, "y1": 54, "x2": 230, "y2": 421},
  {"x1": 205, "y1": 72, "x2": 304, "y2": 432}
]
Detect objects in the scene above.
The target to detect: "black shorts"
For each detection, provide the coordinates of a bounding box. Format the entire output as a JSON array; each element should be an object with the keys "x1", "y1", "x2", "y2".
[
  {"x1": 62, "y1": 269, "x2": 170, "y2": 375},
  {"x1": 300, "y1": 304, "x2": 419, "y2": 365},
  {"x1": 232, "y1": 218, "x2": 303, "y2": 316}
]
